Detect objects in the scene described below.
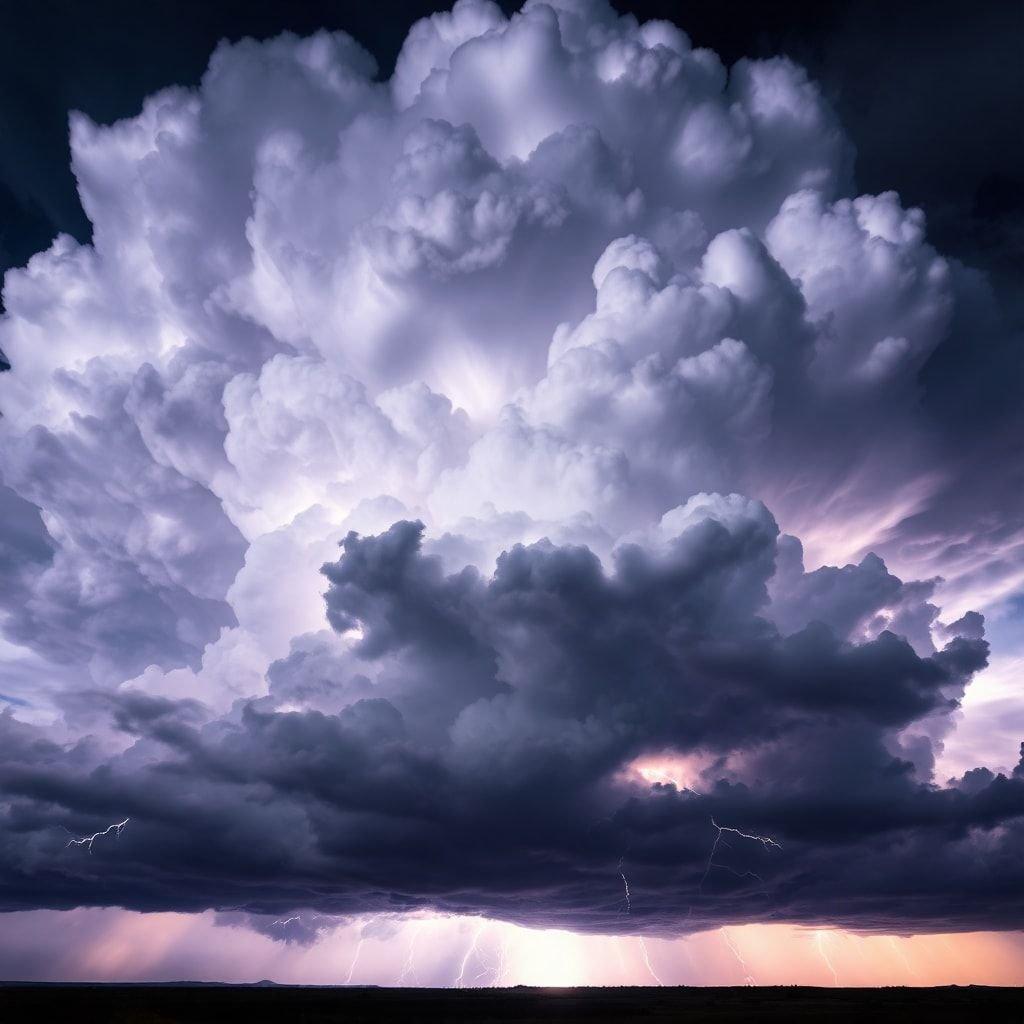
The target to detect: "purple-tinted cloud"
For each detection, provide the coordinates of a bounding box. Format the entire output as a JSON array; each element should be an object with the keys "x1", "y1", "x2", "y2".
[{"x1": 0, "y1": 0, "x2": 1021, "y2": 941}]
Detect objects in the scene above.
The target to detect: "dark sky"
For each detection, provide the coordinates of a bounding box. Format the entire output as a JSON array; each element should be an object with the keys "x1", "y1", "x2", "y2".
[{"x1": 1, "y1": 0, "x2": 1021, "y2": 289}]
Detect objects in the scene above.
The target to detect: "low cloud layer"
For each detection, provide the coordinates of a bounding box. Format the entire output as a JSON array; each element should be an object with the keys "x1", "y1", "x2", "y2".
[{"x1": 0, "y1": 0, "x2": 1021, "y2": 938}]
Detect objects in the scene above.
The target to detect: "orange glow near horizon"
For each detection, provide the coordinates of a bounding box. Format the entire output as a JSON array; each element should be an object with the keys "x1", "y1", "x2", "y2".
[{"x1": 2, "y1": 909, "x2": 1021, "y2": 988}]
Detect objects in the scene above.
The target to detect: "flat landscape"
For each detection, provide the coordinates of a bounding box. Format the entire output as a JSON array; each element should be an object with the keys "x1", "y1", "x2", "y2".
[{"x1": 2, "y1": 984, "x2": 1023, "y2": 1023}]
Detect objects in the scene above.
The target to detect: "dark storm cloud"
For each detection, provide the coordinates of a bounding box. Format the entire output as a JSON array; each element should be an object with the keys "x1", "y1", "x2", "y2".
[
  {"x1": 0, "y1": 516, "x2": 1019, "y2": 935},
  {"x1": 0, "y1": 0, "x2": 1021, "y2": 945},
  {"x1": 214, "y1": 909, "x2": 334, "y2": 947}
]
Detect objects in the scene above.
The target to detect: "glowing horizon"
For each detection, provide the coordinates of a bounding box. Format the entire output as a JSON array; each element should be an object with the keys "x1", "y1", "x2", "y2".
[{"x1": 4, "y1": 909, "x2": 1023, "y2": 988}]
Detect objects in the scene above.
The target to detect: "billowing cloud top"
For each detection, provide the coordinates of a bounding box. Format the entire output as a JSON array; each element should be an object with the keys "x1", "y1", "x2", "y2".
[{"x1": 0, "y1": 0, "x2": 1022, "y2": 938}]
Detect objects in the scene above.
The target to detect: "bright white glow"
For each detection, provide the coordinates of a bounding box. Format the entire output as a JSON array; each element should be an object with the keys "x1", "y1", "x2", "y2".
[{"x1": 65, "y1": 818, "x2": 130, "y2": 853}]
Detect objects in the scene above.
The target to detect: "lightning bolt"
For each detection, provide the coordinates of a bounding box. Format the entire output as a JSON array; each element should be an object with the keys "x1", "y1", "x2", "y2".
[
  {"x1": 842, "y1": 930, "x2": 872, "y2": 971},
  {"x1": 815, "y1": 930, "x2": 839, "y2": 986},
  {"x1": 679, "y1": 935, "x2": 697, "y2": 975},
  {"x1": 65, "y1": 817, "x2": 129, "y2": 853},
  {"x1": 698, "y1": 816, "x2": 780, "y2": 893},
  {"x1": 467, "y1": 924, "x2": 512, "y2": 987},
  {"x1": 618, "y1": 855, "x2": 632, "y2": 913},
  {"x1": 274, "y1": 915, "x2": 300, "y2": 926},
  {"x1": 887, "y1": 936, "x2": 919, "y2": 980},
  {"x1": 396, "y1": 922, "x2": 422, "y2": 986},
  {"x1": 345, "y1": 937, "x2": 364, "y2": 984},
  {"x1": 637, "y1": 936, "x2": 663, "y2": 985},
  {"x1": 722, "y1": 928, "x2": 756, "y2": 986},
  {"x1": 493, "y1": 932, "x2": 512, "y2": 987},
  {"x1": 453, "y1": 920, "x2": 485, "y2": 988},
  {"x1": 614, "y1": 852, "x2": 661, "y2": 986},
  {"x1": 712, "y1": 863, "x2": 765, "y2": 885}
]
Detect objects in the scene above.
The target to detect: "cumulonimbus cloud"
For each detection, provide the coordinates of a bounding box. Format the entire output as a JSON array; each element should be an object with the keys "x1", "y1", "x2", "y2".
[{"x1": 0, "y1": 0, "x2": 1021, "y2": 937}]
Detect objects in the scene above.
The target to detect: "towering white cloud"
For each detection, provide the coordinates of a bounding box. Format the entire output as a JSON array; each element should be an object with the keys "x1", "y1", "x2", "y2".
[{"x1": 0, "y1": 0, "x2": 1021, "y2": 938}]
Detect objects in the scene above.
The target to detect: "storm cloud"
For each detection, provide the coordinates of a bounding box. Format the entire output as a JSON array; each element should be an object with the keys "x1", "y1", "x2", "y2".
[{"x1": 0, "y1": 0, "x2": 1021, "y2": 939}]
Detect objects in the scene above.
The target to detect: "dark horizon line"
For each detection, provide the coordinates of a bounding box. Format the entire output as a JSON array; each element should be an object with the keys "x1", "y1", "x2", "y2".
[{"x1": 0, "y1": 980, "x2": 1014, "y2": 990}]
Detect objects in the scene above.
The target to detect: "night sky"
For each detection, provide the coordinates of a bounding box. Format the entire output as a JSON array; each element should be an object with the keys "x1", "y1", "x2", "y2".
[{"x1": 0, "y1": 0, "x2": 1022, "y2": 987}]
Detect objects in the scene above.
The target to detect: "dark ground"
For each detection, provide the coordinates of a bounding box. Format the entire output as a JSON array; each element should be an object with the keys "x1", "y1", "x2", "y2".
[{"x1": 1, "y1": 984, "x2": 1023, "y2": 1023}]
